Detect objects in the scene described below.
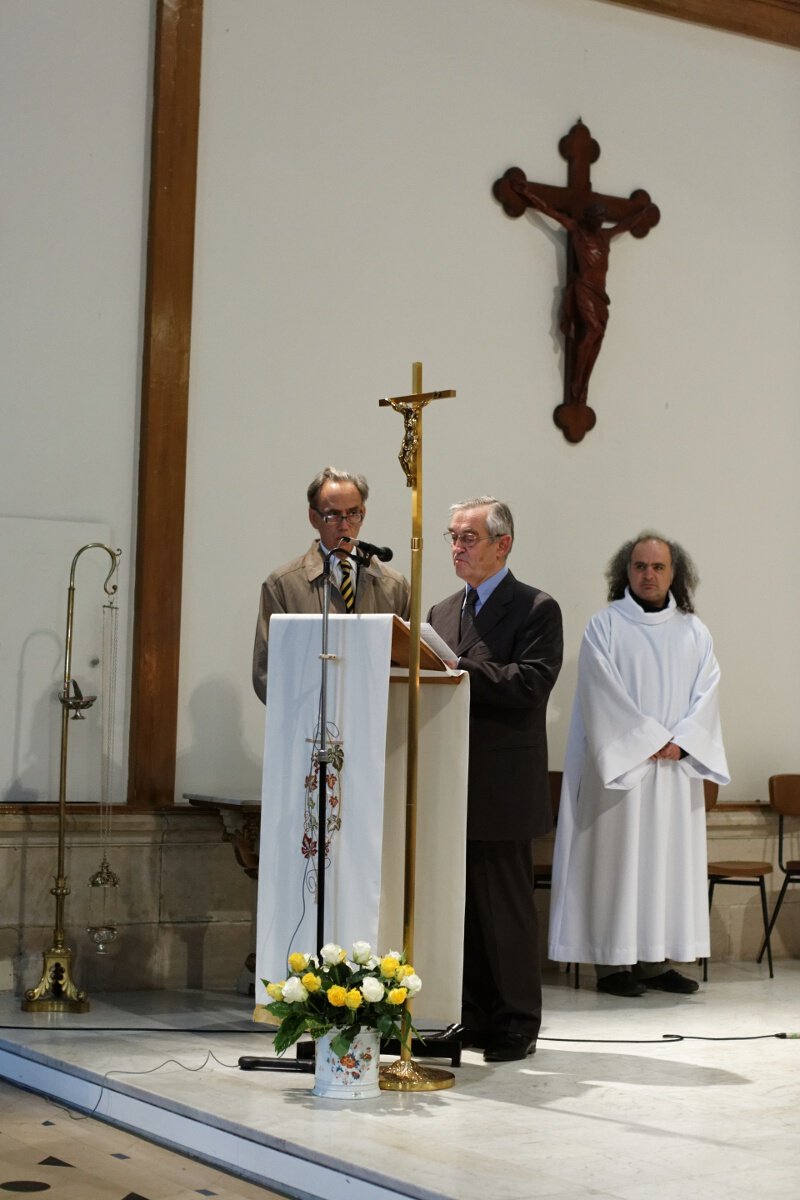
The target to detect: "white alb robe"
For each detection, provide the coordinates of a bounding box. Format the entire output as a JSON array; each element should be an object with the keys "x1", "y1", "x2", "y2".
[{"x1": 548, "y1": 590, "x2": 729, "y2": 965}]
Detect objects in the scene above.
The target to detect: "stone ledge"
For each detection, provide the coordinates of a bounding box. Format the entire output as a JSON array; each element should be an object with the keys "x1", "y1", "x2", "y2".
[{"x1": 0, "y1": 808, "x2": 224, "y2": 844}]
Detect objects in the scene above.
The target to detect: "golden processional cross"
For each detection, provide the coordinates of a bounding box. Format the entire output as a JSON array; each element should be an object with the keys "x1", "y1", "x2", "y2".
[{"x1": 378, "y1": 362, "x2": 455, "y2": 1092}]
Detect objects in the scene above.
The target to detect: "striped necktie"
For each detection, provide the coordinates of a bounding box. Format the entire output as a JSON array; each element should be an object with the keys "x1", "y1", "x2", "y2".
[{"x1": 340, "y1": 559, "x2": 355, "y2": 612}]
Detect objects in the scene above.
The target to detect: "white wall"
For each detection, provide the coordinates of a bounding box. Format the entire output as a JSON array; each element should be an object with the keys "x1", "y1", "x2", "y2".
[
  {"x1": 3, "y1": 2, "x2": 797, "y2": 809},
  {"x1": 179, "y1": 0, "x2": 800, "y2": 805},
  {"x1": 0, "y1": 2, "x2": 152, "y2": 801}
]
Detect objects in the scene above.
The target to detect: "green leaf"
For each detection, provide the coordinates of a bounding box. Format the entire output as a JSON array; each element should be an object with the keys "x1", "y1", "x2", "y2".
[
  {"x1": 331, "y1": 1028, "x2": 357, "y2": 1056},
  {"x1": 376, "y1": 1013, "x2": 397, "y2": 1038},
  {"x1": 265, "y1": 1000, "x2": 293, "y2": 1022},
  {"x1": 273, "y1": 1011, "x2": 310, "y2": 1056}
]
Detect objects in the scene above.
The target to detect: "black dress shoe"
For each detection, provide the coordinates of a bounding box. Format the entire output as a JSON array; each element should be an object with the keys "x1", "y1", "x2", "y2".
[
  {"x1": 644, "y1": 969, "x2": 699, "y2": 994},
  {"x1": 483, "y1": 1032, "x2": 536, "y2": 1063},
  {"x1": 427, "y1": 1022, "x2": 488, "y2": 1050},
  {"x1": 596, "y1": 970, "x2": 647, "y2": 997}
]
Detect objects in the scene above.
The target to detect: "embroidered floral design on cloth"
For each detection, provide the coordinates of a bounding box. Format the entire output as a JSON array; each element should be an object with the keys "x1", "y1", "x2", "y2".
[{"x1": 301, "y1": 733, "x2": 344, "y2": 892}]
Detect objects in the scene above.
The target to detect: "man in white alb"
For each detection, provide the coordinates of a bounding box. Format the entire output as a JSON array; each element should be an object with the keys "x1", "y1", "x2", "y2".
[{"x1": 548, "y1": 532, "x2": 729, "y2": 997}]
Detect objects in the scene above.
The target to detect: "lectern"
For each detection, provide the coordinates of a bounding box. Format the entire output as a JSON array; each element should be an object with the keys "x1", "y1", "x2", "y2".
[{"x1": 254, "y1": 613, "x2": 468, "y2": 1025}]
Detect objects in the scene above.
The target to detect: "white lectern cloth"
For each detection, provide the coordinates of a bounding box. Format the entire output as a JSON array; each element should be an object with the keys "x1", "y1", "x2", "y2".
[{"x1": 255, "y1": 614, "x2": 468, "y2": 1023}]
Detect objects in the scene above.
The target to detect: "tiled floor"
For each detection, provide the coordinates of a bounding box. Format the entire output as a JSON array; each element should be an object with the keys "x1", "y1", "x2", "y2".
[
  {"x1": 1, "y1": 962, "x2": 799, "y2": 1200},
  {"x1": 0, "y1": 1077, "x2": 285, "y2": 1199}
]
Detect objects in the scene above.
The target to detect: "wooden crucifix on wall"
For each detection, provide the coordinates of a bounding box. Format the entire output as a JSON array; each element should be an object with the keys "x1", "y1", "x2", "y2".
[{"x1": 493, "y1": 121, "x2": 659, "y2": 443}]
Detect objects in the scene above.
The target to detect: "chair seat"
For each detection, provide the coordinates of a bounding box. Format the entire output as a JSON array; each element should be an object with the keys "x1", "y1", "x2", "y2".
[
  {"x1": 708, "y1": 861, "x2": 772, "y2": 878},
  {"x1": 783, "y1": 860, "x2": 800, "y2": 872}
]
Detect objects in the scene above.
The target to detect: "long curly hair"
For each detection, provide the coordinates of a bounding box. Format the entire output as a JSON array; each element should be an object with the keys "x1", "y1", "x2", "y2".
[{"x1": 606, "y1": 530, "x2": 699, "y2": 614}]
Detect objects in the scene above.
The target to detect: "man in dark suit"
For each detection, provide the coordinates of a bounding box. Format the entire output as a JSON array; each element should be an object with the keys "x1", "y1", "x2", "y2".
[{"x1": 427, "y1": 496, "x2": 563, "y2": 1062}]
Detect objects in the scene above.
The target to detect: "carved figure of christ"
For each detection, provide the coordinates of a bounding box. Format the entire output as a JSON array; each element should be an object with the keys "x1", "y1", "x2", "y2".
[{"x1": 493, "y1": 122, "x2": 659, "y2": 443}]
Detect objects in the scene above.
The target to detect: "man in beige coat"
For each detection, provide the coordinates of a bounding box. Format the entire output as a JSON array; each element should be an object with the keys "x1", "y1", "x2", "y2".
[{"x1": 252, "y1": 466, "x2": 410, "y2": 703}]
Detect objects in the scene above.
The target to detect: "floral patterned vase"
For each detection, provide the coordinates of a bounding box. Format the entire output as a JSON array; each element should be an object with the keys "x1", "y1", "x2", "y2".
[{"x1": 312, "y1": 1027, "x2": 381, "y2": 1099}]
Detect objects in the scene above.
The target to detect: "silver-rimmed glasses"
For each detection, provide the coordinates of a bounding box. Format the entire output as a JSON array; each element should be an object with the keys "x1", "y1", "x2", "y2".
[
  {"x1": 443, "y1": 531, "x2": 497, "y2": 548},
  {"x1": 314, "y1": 508, "x2": 365, "y2": 525}
]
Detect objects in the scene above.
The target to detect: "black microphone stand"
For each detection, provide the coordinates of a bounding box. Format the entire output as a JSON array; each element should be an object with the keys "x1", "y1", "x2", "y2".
[{"x1": 314, "y1": 541, "x2": 341, "y2": 953}]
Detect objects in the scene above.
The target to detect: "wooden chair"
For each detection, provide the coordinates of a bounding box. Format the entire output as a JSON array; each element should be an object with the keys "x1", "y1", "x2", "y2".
[
  {"x1": 534, "y1": 770, "x2": 580, "y2": 988},
  {"x1": 532, "y1": 770, "x2": 563, "y2": 894},
  {"x1": 757, "y1": 774, "x2": 800, "y2": 964},
  {"x1": 703, "y1": 780, "x2": 774, "y2": 980}
]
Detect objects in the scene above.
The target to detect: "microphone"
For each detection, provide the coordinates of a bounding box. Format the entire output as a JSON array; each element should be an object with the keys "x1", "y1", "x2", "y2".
[{"x1": 341, "y1": 538, "x2": 394, "y2": 563}]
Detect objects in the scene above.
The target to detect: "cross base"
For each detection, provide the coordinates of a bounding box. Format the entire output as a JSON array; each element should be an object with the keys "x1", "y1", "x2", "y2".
[
  {"x1": 554, "y1": 401, "x2": 597, "y2": 444},
  {"x1": 22, "y1": 945, "x2": 90, "y2": 1013}
]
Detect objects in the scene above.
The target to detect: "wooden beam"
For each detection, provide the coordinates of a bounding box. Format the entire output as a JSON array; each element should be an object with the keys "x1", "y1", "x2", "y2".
[
  {"x1": 127, "y1": 0, "x2": 203, "y2": 808},
  {"x1": 597, "y1": 0, "x2": 800, "y2": 48}
]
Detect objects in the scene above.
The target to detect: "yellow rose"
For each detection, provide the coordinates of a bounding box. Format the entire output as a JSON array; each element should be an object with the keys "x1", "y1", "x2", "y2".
[
  {"x1": 288, "y1": 952, "x2": 308, "y2": 973},
  {"x1": 302, "y1": 972, "x2": 322, "y2": 993},
  {"x1": 387, "y1": 987, "x2": 408, "y2": 1005},
  {"x1": 327, "y1": 985, "x2": 347, "y2": 1007},
  {"x1": 397, "y1": 963, "x2": 414, "y2": 979},
  {"x1": 345, "y1": 988, "x2": 363, "y2": 1011},
  {"x1": 266, "y1": 981, "x2": 284, "y2": 1000},
  {"x1": 380, "y1": 955, "x2": 400, "y2": 979}
]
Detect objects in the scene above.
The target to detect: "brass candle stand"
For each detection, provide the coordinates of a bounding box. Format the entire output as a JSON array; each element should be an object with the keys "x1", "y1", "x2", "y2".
[
  {"x1": 378, "y1": 363, "x2": 456, "y2": 1092},
  {"x1": 22, "y1": 542, "x2": 122, "y2": 1013}
]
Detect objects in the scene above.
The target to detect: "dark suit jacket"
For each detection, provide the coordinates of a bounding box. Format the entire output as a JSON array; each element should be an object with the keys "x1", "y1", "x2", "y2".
[{"x1": 427, "y1": 571, "x2": 563, "y2": 841}]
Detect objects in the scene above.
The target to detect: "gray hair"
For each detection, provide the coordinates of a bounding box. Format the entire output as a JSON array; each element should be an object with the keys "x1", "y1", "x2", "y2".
[
  {"x1": 606, "y1": 529, "x2": 699, "y2": 614},
  {"x1": 449, "y1": 496, "x2": 514, "y2": 546},
  {"x1": 307, "y1": 466, "x2": 369, "y2": 507}
]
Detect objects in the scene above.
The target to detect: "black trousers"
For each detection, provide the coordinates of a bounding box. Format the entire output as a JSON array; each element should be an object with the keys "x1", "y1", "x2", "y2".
[{"x1": 461, "y1": 839, "x2": 542, "y2": 1040}]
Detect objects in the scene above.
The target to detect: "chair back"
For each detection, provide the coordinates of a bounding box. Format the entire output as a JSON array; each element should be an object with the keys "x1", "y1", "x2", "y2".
[
  {"x1": 703, "y1": 779, "x2": 719, "y2": 812},
  {"x1": 768, "y1": 774, "x2": 800, "y2": 817},
  {"x1": 548, "y1": 769, "x2": 563, "y2": 822}
]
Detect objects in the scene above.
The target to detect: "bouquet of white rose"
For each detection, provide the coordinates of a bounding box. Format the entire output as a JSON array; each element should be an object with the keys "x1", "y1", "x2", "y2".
[{"x1": 262, "y1": 941, "x2": 422, "y2": 1057}]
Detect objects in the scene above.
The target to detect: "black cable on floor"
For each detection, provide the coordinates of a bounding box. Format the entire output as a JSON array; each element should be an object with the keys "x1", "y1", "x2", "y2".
[
  {"x1": 539, "y1": 1032, "x2": 795, "y2": 1043},
  {"x1": 3, "y1": 1024, "x2": 798, "y2": 1042},
  {"x1": 0, "y1": 1024, "x2": 262, "y2": 1033}
]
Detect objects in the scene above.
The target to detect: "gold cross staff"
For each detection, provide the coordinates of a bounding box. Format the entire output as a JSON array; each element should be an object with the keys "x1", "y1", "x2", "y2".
[{"x1": 378, "y1": 362, "x2": 455, "y2": 1093}]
